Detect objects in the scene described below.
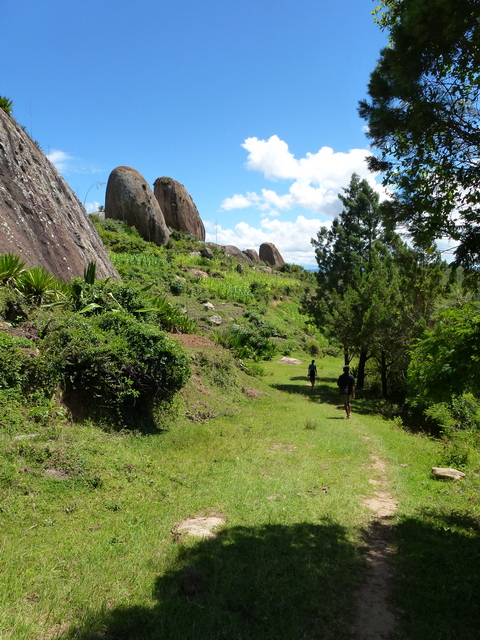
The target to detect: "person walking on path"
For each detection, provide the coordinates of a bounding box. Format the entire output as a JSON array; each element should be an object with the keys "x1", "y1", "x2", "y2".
[
  {"x1": 308, "y1": 360, "x2": 317, "y2": 387},
  {"x1": 337, "y1": 365, "x2": 355, "y2": 418}
]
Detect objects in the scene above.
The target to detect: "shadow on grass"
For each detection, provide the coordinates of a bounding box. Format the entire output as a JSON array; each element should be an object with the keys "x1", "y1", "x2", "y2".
[
  {"x1": 60, "y1": 521, "x2": 359, "y2": 640},
  {"x1": 270, "y1": 379, "x2": 340, "y2": 406},
  {"x1": 392, "y1": 508, "x2": 480, "y2": 640},
  {"x1": 271, "y1": 377, "x2": 384, "y2": 418}
]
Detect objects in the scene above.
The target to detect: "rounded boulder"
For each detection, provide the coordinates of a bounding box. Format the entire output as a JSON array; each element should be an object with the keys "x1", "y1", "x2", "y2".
[{"x1": 105, "y1": 166, "x2": 170, "y2": 246}]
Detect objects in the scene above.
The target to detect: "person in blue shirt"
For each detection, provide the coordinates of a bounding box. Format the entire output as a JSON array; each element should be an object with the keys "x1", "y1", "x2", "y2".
[{"x1": 308, "y1": 360, "x2": 317, "y2": 387}]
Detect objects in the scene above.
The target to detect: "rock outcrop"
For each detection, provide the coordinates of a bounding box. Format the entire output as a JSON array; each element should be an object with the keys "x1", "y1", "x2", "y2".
[
  {"x1": 154, "y1": 177, "x2": 205, "y2": 240},
  {"x1": 205, "y1": 242, "x2": 249, "y2": 262},
  {"x1": 259, "y1": 242, "x2": 285, "y2": 267},
  {"x1": 105, "y1": 166, "x2": 170, "y2": 246},
  {"x1": 243, "y1": 249, "x2": 260, "y2": 262},
  {"x1": 0, "y1": 109, "x2": 118, "y2": 281}
]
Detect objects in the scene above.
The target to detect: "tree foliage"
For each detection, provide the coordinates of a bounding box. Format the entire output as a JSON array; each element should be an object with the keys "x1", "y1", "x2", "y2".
[
  {"x1": 312, "y1": 174, "x2": 382, "y2": 295},
  {"x1": 408, "y1": 304, "x2": 480, "y2": 405},
  {"x1": 359, "y1": 0, "x2": 480, "y2": 270},
  {"x1": 310, "y1": 173, "x2": 446, "y2": 396}
]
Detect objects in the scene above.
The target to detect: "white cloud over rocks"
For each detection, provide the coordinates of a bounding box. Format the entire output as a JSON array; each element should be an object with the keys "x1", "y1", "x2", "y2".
[
  {"x1": 205, "y1": 216, "x2": 330, "y2": 267},
  {"x1": 47, "y1": 149, "x2": 74, "y2": 173},
  {"x1": 85, "y1": 201, "x2": 101, "y2": 214},
  {"x1": 46, "y1": 149, "x2": 101, "y2": 177},
  {"x1": 221, "y1": 135, "x2": 386, "y2": 217}
]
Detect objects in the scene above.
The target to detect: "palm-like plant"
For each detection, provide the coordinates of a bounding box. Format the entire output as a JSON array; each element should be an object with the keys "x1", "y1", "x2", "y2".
[
  {"x1": 142, "y1": 295, "x2": 197, "y2": 333},
  {"x1": 15, "y1": 267, "x2": 65, "y2": 306},
  {"x1": 0, "y1": 253, "x2": 26, "y2": 284},
  {"x1": 0, "y1": 96, "x2": 13, "y2": 116}
]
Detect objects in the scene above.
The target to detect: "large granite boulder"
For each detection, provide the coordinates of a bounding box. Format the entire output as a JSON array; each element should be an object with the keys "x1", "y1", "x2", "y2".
[
  {"x1": 205, "y1": 242, "x2": 249, "y2": 262},
  {"x1": 153, "y1": 177, "x2": 205, "y2": 240},
  {"x1": 243, "y1": 249, "x2": 260, "y2": 262},
  {"x1": 105, "y1": 166, "x2": 170, "y2": 246},
  {"x1": 0, "y1": 109, "x2": 118, "y2": 281},
  {"x1": 259, "y1": 242, "x2": 285, "y2": 267}
]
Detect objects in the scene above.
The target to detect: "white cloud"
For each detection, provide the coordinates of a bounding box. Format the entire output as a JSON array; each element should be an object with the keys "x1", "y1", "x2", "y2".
[
  {"x1": 205, "y1": 215, "x2": 330, "y2": 267},
  {"x1": 220, "y1": 193, "x2": 253, "y2": 210},
  {"x1": 47, "y1": 149, "x2": 73, "y2": 173},
  {"x1": 85, "y1": 201, "x2": 101, "y2": 214},
  {"x1": 221, "y1": 135, "x2": 387, "y2": 218},
  {"x1": 46, "y1": 149, "x2": 101, "y2": 176}
]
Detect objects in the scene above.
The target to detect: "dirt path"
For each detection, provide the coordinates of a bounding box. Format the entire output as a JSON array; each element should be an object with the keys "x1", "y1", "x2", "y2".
[{"x1": 351, "y1": 438, "x2": 398, "y2": 640}]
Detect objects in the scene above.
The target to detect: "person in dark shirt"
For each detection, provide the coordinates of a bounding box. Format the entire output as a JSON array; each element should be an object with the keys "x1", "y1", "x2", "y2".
[
  {"x1": 337, "y1": 365, "x2": 355, "y2": 418},
  {"x1": 307, "y1": 360, "x2": 317, "y2": 387}
]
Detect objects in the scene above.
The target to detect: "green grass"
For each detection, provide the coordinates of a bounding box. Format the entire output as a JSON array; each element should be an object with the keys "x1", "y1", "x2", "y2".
[{"x1": 2, "y1": 345, "x2": 480, "y2": 637}]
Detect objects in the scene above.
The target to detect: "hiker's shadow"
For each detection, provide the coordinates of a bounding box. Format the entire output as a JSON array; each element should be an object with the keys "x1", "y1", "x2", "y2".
[
  {"x1": 59, "y1": 521, "x2": 359, "y2": 640},
  {"x1": 271, "y1": 378, "x2": 339, "y2": 405}
]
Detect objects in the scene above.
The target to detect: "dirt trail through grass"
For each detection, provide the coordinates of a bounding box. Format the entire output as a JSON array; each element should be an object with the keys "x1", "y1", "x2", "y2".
[
  {"x1": 351, "y1": 435, "x2": 397, "y2": 640},
  {"x1": 272, "y1": 359, "x2": 400, "y2": 639},
  {"x1": 8, "y1": 354, "x2": 477, "y2": 639}
]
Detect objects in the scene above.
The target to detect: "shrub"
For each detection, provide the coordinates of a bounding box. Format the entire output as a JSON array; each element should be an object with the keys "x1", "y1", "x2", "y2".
[
  {"x1": 305, "y1": 339, "x2": 321, "y2": 357},
  {"x1": 237, "y1": 361, "x2": 265, "y2": 377},
  {"x1": 94, "y1": 219, "x2": 149, "y2": 254},
  {"x1": 37, "y1": 312, "x2": 190, "y2": 427},
  {"x1": 0, "y1": 333, "x2": 36, "y2": 389},
  {"x1": 170, "y1": 279, "x2": 185, "y2": 296},
  {"x1": 216, "y1": 325, "x2": 277, "y2": 361},
  {"x1": 250, "y1": 281, "x2": 271, "y2": 302},
  {"x1": 425, "y1": 395, "x2": 480, "y2": 435},
  {"x1": 195, "y1": 351, "x2": 237, "y2": 388},
  {"x1": 243, "y1": 308, "x2": 278, "y2": 337},
  {"x1": 281, "y1": 339, "x2": 298, "y2": 356}
]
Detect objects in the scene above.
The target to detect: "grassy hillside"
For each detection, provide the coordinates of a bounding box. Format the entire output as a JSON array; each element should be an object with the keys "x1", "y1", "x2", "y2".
[{"x1": 1, "y1": 221, "x2": 480, "y2": 639}]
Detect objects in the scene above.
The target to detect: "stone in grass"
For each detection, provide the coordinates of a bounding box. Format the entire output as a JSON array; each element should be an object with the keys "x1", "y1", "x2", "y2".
[
  {"x1": 204, "y1": 301, "x2": 215, "y2": 311},
  {"x1": 431, "y1": 467, "x2": 466, "y2": 480},
  {"x1": 208, "y1": 315, "x2": 222, "y2": 325}
]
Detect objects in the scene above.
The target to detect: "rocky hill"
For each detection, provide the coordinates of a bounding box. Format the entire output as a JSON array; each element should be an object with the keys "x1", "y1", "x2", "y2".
[{"x1": 0, "y1": 109, "x2": 118, "y2": 281}]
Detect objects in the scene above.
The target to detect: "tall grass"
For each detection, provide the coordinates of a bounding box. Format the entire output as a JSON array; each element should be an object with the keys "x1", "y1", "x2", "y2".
[{"x1": 110, "y1": 253, "x2": 168, "y2": 269}]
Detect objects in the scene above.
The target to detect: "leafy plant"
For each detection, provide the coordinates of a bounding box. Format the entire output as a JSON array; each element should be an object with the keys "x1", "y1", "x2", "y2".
[
  {"x1": 0, "y1": 96, "x2": 13, "y2": 116},
  {"x1": 15, "y1": 267, "x2": 65, "y2": 306},
  {"x1": 0, "y1": 333, "x2": 36, "y2": 389},
  {"x1": 142, "y1": 295, "x2": 196, "y2": 333},
  {"x1": 216, "y1": 325, "x2": 277, "y2": 361},
  {"x1": 0, "y1": 253, "x2": 26, "y2": 284},
  {"x1": 37, "y1": 312, "x2": 190, "y2": 427}
]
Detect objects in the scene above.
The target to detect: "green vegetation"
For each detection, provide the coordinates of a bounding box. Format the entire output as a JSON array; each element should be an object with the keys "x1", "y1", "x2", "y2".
[
  {"x1": 0, "y1": 95, "x2": 13, "y2": 116},
  {"x1": 359, "y1": 0, "x2": 480, "y2": 271},
  {"x1": 1, "y1": 157, "x2": 480, "y2": 636}
]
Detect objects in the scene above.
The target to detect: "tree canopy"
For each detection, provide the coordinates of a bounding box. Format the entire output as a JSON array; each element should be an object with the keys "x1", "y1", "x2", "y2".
[
  {"x1": 310, "y1": 173, "x2": 446, "y2": 396},
  {"x1": 359, "y1": 0, "x2": 480, "y2": 271}
]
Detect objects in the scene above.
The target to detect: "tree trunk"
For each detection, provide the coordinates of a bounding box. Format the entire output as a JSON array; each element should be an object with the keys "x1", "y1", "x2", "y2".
[
  {"x1": 357, "y1": 347, "x2": 368, "y2": 389},
  {"x1": 381, "y1": 351, "x2": 388, "y2": 397},
  {"x1": 343, "y1": 346, "x2": 349, "y2": 366}
]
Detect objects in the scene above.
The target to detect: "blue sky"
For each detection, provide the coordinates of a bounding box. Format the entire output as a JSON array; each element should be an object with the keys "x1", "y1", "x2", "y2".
[{"x1": 2, "y1": 0, "x2": 389, "y2": 267}]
